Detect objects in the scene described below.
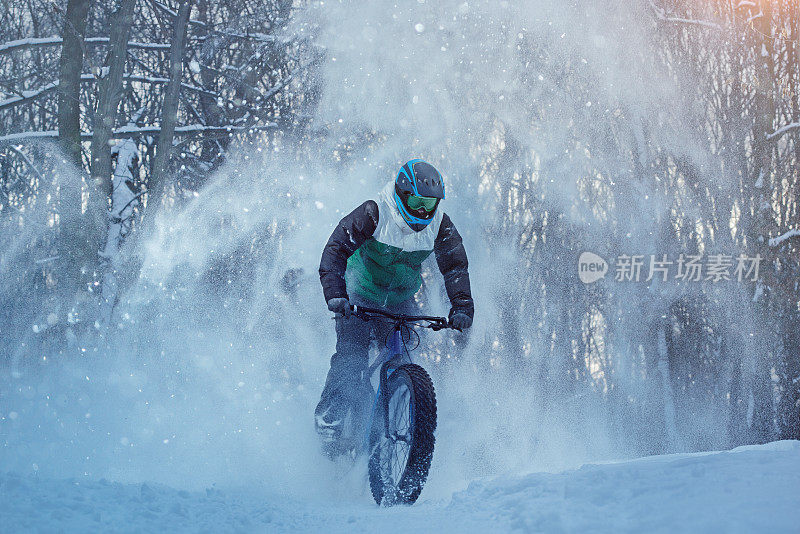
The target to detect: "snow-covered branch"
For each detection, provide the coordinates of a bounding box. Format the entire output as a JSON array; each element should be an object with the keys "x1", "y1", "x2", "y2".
[
  {"x1": 150, "y1": 0, "x2": 281, "y2": 43},
  {"x1": 0, "y1": 81, "x2": 59, "y2": 111},
  {"x1": 0, "y1": 123, "x2": 278, "y2": 144},
  {"x1": 126, "y1": 42, "x2": 172, "y2": 51},
  {"x1": 260, "y1": 74, "x2": 292, "y2": 102},
  {"x1": 767, "y1": 122, "x2": 800, "y2": 141},
  {"x1": 0, "y1": 131, "x2": 59, "y2": 143},
  {"x1": 114, "y1": 123, "x2": 277, "y2": 136},
  {"x1": 0, "y1": 36, "x2": 169, "y2": 55},
  {"x1": 5, "y1": 144, "x2": 46, "y2": 182},
  {"x1": 648, "y1": 1, "x2": 722, "y2": 30},
  {"x1": 0, "y1": 37, "x2": 62, "y2": 54},
  {"x1": 0, "y1": 73, "x2": 220, "y2": 110},
  {"x1": 769, "y1": 229, "x2": 800, "y2": 247},
  {"x1": 746, "y1": 11, "x2": 763, "y2": 24},
  {"x1": 122, "y1": 75, "x2": 219, "y2": 97}
]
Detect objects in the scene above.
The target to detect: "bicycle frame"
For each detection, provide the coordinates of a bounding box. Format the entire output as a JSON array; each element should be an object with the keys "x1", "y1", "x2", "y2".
[
  {"x1": 346, "y1": 305, "x2": 450, "y2": 455},
  {"x1": 327, "y1": 306, "x2": 452, "y2": 505},
  {"x1": 352, "y1": 311, "x2": 440, "y2": 449}
]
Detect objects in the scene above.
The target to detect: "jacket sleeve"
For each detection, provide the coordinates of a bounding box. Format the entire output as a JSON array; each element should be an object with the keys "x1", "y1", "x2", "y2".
[
  {"x1": 319, "y1": 200, "x2": 379, "y2": 302},
  {"x1": 434, "y1": 213, "x2": 474, "y2": 320}
]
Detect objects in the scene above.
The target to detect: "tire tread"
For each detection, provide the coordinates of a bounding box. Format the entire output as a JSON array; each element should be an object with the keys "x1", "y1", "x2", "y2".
[{"x1": 368, "y1": 363, "x2": 437, "y2": 505}]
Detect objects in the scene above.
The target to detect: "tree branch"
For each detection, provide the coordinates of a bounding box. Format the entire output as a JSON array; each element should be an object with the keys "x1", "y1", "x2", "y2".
[
  {"x1": 769, "y1": 229, "x2": 800, "y2": 247},
  {"x1": 0, "y1": 36, "x2": 170, "y2": 55},
  {"x1": 0, "y1": 73, "x2": 220, "y2": 111},
  {"x1": 0, "y1": 124, "x2": 277, "y2": 144},
  {"x1": 648, "y1": 1, "x2": 722, "y2": 30},
  {"x1": 767, "y1": 122, "x2": 800, "y2": 141}
]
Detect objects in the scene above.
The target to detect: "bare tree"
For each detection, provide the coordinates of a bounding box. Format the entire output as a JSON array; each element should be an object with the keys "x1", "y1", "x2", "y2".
[
  {"x1": 90, "y1": 0, "x2": 137, "y2": 195},
  {"x1": 148, "y1": 0, "x2": 191, "y2": 209},
  {"x1": 2, "y1": 0, "x2": 308, "y2": 347},
  {"x1": 57, "y1": 0, "x2": 92, "y2": 167}
]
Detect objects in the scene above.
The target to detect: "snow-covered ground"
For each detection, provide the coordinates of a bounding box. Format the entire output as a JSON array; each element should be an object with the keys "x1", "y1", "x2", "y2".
[{"x1": 2, "y1": 440, "x2": 797, "y2": 533}]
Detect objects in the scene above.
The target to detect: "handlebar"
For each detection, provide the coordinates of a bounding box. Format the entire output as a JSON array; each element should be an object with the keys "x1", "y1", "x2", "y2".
[{"x1": 350, "y1": 305, "x2": 456, "y2": 331}]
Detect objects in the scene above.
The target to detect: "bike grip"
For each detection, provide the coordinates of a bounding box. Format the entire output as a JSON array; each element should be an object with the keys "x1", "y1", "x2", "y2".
[
  {"x1": 447, "y1": 319, "x2": 463, "y2": 332},
  {"x1": 330, "y1": 302, "x2": 355, "y2": 318}
]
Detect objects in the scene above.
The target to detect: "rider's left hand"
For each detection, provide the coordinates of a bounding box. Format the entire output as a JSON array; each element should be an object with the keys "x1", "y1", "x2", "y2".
[{"x1": 450, "y1": 312, "x2": 472, "y2": 331}]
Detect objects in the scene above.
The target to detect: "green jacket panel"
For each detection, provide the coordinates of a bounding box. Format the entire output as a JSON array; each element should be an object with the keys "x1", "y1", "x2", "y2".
[{"x1": 346, "y1": 238, "x2": 433, "y2": 306}]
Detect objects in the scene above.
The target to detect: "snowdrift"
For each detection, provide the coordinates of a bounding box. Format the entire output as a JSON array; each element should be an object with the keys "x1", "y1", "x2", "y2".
[{"x1": 2, "y1": 440, "x2": 797, "y2": 533}]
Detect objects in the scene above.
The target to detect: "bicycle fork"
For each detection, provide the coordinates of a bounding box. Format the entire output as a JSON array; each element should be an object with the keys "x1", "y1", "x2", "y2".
[{"x1": 362, "y1": 326, "x2": 404, "y2": 453}]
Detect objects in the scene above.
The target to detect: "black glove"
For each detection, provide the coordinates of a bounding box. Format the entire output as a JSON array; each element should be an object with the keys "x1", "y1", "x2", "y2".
[
  {"x1": 450, "y1": 311, "x2": 472, "y2": 331},
  {"x1": 327, "y1": 297, "x2": 352, "y2": 317}
]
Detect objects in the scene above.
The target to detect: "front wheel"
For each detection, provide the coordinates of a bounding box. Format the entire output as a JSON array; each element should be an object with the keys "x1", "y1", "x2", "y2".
[{"x1": 368, "y1": 363, "x2": 437, "y2": 506}]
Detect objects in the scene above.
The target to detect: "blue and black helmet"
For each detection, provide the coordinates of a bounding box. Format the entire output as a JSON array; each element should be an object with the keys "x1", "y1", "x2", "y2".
[{"x1": 394, "y1": 159, "x2": 445, "y2": 232}]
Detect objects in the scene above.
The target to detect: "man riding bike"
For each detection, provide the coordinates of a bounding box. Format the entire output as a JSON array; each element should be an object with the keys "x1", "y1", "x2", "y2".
[{"x1": 315, "y1": 159, "x2": 474, "y2": 446}]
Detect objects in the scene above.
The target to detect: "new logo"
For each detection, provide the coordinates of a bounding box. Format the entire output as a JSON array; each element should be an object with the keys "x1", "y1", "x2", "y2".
[{"x1": 578, "y1": 251, "x2": 608, "y2": 284}]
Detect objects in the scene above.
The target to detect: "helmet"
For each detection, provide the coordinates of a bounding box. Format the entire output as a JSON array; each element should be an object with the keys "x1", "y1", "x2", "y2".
[{"x1": 394, "y1": 159, "x2": 445, "y2": 231}]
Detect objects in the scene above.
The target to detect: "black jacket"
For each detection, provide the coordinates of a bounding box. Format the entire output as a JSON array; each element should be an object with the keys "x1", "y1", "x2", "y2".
[{"x1": 319, "y1": 200, "x2": 474, "y2": 319}]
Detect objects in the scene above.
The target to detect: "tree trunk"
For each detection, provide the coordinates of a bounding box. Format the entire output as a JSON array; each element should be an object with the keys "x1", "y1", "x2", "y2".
[
  {"x1": 778, "y1": 317, "x2": 800, "y2": 440},
  {"x1": 791, "y1": 3, "x2": 800, "y2": 170},
  {"x1": 90, "y1": 0, "x2": 136, "y2": 195},
  {"x1": 100, "y1": 137, "x2": 140, "y2": 325},
  {"x1": 750, "y1": 0, "x2": 776, "y2": 247},
  {"x1": 656, "y1": 320, "x2": 682, "y2": 451},
  {"x1": 57, "y1": 0, "x2": 91, "y2": 168},
  {"x1": 149, "y1": 0, "x2": 191, "y2": 209},
  {"x1": 196, "y1": 0, "x2": 225, "y2": 177},
  {"x1": 55, "y1": 0, "x2": 102, "y2": 343},
  {"x1": 747, "y1": 0, "x2": 777, "y2": 443},
  {"x1": 89, "y1": 0, "x2": 137, "y2": 328}
]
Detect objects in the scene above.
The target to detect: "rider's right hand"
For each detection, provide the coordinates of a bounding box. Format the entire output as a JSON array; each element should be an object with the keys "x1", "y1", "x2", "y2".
[{"x1": 327, "y1": 297, "x2": 353, "y2": 317}]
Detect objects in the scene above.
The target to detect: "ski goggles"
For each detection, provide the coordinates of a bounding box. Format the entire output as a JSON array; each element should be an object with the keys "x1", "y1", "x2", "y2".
[{"x1": 406, "y1": 194, "x2": 439, "y2": 213}]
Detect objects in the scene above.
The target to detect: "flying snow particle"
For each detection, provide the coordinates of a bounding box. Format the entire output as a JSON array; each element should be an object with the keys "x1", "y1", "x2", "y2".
[
  {"x1": 415, "y1": 23, "x2": 425, "y2": 33},
  {"x1": 362, "y1": 26, "x2": 377, "y2": 41},
  {"x1": 315, "y1": 201, "x2": 324, "y2": 210}
]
